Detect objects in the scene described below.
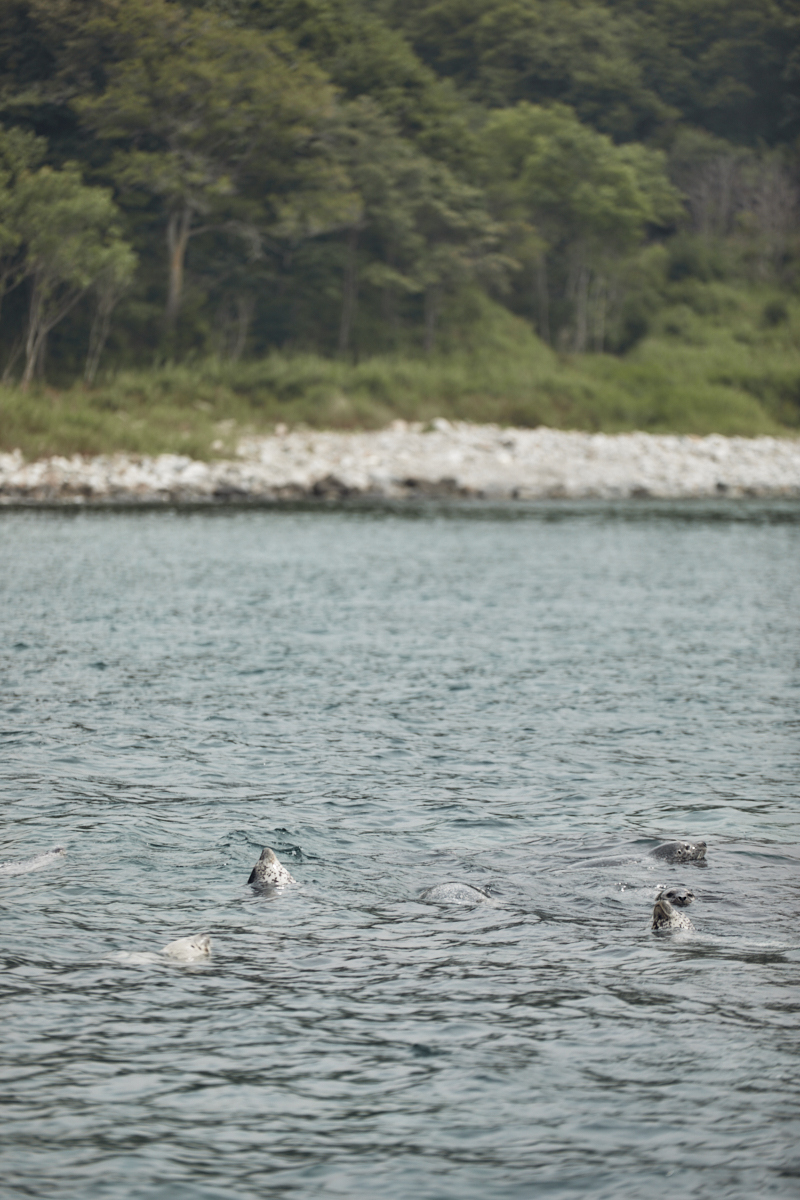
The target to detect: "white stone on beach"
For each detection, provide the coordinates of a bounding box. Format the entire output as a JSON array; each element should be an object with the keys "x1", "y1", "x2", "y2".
[{"x1": 1, "y1": 425, "x2": 799, "y2": 503}]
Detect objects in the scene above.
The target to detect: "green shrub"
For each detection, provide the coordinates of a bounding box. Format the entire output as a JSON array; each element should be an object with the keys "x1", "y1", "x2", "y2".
[
  {"x1": 1, "y1": 283, "x2": 798, "y2": 459},
  {"x1": 762, "y1": 299, "x2": 789, "y2": 328}
]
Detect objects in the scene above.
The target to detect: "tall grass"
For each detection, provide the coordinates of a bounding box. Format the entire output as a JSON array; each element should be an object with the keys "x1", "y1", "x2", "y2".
[{"x1": 1, "y1": 283, "x2": 797, "y2": 460}]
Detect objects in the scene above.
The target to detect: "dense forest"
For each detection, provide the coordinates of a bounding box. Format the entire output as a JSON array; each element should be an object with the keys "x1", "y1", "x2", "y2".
[{"x1": 0, "y1": 0, "x2": 798, "y2": 449}]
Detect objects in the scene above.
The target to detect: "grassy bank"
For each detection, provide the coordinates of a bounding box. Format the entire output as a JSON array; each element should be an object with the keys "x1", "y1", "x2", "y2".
[{"x1": 1, "y1": 282, "x2": 798, "y2": 460}]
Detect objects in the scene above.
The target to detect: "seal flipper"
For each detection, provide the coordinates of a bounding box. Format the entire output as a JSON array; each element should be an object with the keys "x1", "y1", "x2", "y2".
[{"x1": 247, "y1": 866, "x2": 258, "y2": 884}]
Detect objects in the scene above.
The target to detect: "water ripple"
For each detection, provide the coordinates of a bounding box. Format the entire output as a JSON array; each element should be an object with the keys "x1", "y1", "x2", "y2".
[{"x1": 0, "y1": 503, "x2": 798, "y2": 1199}]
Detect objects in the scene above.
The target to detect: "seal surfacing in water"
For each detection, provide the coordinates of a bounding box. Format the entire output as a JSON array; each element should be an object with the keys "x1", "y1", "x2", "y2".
[
  {"x1": 115, "y1": 934, "x2": 211, "y2": 965},
  {"x1": 419, "y1": 882, "x2": 493, "y2": 905},
  {"x1": 248, "y1": 847, "x2": 295, "y2": 888},
  {"x1": 562, "y1": 840, "x2": 708, "y2": 871},
  {"x1": 649, "y1": 841, "x2": 707, "y2": 864},
  {"x1": 163, "y1": 934, "x2": 211, "y2": 962},
  {"x1": 652, "y1": 891, "x2": 695, "y2": 931}
]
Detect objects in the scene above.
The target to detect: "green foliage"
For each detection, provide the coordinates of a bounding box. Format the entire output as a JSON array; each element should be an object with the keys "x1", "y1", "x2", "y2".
[
  {"x1": 0, "y1": 124, "x2": 45, "y2": 289},
  {"x1": 0, "y1": 0, "x2": 796, "y2": 440},
  {"x1": 480, "y1": 103, "x2": 681, "y2": 349},
  {"x1": 615, "y1": 0, "x2": 793, "y2": 146},
  {"x1": 762, "y1": 298, "x2": 788, "y2": 328},
  {"x1": 320, "y1": 98, "x2": 504, "y2": 354},
  {"x1": 199, "y1": 0, "x2": 477, "y2": 167},
  {"x1": 383, "y1": 0, "x2": 795, "y2": 145},
  {"x1": 483, "y1": 103, "x2": 680, "y2": 247},
  {"x1": 74, "y1": 0, "x2": 346, "y2": 327},
  {"x1": 383, "y1": 0, "x2": 674, "y2": 140},
  {"x1": 0, "y1": 123, "x2": 135, "y2": 387}
]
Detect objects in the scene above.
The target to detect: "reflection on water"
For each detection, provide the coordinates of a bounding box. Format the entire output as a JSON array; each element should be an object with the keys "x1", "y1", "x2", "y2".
[{"x1": 1, "y1": 502, "x2": 799, "y2": 1199}]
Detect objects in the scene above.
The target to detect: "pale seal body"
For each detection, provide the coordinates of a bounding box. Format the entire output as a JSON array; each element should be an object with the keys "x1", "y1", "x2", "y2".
[
  {"x1": 652, "y1": 891, "x2": 695, "y2": 931},
  {"x1": 163, "y1": 934, "x2": 211, "y2": 962},
  {"x1": 419, "y1": 882, "x2": 493, "y2": 905},
  {"x1": 115, "y1": 934, "x2": 211, "y2": 965},
  {"x1": 248, "y1": 848, "x2": 295, "y2": 888},
  {"x1": 649, "y1": 841, "x2": 707, "y2": 864},
  {"x1": 0, "y1": 847, "x2": 65, "y2": 876}
]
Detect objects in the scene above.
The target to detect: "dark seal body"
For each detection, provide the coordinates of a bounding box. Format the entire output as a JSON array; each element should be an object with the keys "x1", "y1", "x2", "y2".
[
  {"x1": 649, "y1": 841, "x2": 707, "y2": 864},
  {"x1": 248, "y1": 847, "x2": 295, "y2": 887}
]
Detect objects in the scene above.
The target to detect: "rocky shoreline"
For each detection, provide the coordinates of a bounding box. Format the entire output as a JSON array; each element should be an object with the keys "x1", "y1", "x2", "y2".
[{"x1": 1, "y1": 421, "x2": 799, "y2": 504}]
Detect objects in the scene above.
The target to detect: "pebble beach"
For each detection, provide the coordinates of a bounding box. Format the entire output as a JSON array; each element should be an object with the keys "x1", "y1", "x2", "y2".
[{"x1": 1, "y1": 420, "x2": 799, "y2": 503}]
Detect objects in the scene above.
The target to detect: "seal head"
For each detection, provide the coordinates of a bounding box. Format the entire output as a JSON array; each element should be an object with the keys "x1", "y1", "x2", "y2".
[
  {"x1": 163, "y1": 934, "x2": 211, "y2": 962},
  {"x1": 658, "y1": 886, "x2": 694, "y2": 907},
  {"x1": 248, "y1": 847, "x2": 295, "y2": 888},
  {"x1": 652, "y1": 891, "x2": 695, "y2": 931},
  {"x1": 650, "y1": 841, "x2": 707, "y2": 864}
]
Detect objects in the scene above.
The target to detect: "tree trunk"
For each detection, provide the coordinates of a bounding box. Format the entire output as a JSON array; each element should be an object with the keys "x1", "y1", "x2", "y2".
[
  {"x1": 381, "y1": 287, "x2": 395, "y2": 344},
  {"x1": 573, "y1": 261, "x2": 590, "y2": 354},
  {"x1": 423, "y1": 285, "x2": 441, "y2": 354},
  {"x1": 35, "y1": 330, "x2": 47, "y2": 380},
  {"x1": 20, "y1": 275, "x2": 45, "y2": 391},
  {"x1": 85, "y1": 285, "x2": 120, "y2": 385},
  {"x1": 753, "y1": 163, "x2": 795, "y2": 277},
  {"x1": 591, "y1": 274, "x2": 607, "y2": 353},
  {"x1": 230, "y1": 294, "x2": 255, "y2": 361},
  {"x1": 166, "y1": 206, "x2": 194, "y2": 326},
  {"x1": 1, "y1": 336, "x2": 23, "y2": 385},
  {"x1": 338, "y1": 227, "x2": 359, "y2": 354},
  {"x1": 21, "y1": 272, "x2": 90, "y2": 390},
  {"x1": 534, "y1": 254, "x2": 550, "y2": 344}
]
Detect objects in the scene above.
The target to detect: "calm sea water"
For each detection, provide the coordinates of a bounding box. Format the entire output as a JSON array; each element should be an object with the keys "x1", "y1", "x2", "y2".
[{"x1": 1, "y1": 501, "x2": 799, "y2": 1200}]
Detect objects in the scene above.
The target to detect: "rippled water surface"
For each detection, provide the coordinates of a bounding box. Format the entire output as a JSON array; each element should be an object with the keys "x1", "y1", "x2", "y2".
[{"x1": 1, "y1": 502, "x2": 799, "y2": 1200}]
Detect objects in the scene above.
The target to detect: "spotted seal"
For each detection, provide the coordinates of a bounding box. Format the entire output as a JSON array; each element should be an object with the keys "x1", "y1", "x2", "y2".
[
  {"x1": 652, "y1": 890, "x2": 695, "y2": 931},
  {"x1": 0, "y1": 847, "x2": 65, "y2": 876},
  {"x1": 419, "y1": 882, "x2": 494, "y2": 905},
  {"x1": 248, "y1": 847, "x2": 295, "y2": 888},
  {"x1": 649, "y1": 840, "x2": 707, "y2": 864}
]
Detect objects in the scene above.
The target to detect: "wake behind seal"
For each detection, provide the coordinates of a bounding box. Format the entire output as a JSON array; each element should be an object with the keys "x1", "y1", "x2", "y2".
[
  {"x1": 248, "y1": 847, "x2": 295, "y2": 888},
  {"x1": 0, "y1": 847, "x2": 65, "y2": 876}
]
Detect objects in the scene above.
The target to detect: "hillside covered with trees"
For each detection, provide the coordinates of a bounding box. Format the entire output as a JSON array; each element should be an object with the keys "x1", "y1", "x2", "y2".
[{"x1": 0, "y1": 0, "x2": 799, "y2": 453}]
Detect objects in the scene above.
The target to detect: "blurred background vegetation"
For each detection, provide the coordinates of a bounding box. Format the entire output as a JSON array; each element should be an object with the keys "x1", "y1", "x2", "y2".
[{"x1": 0, "y1": 0, "x2": 799, "y2": 454}]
